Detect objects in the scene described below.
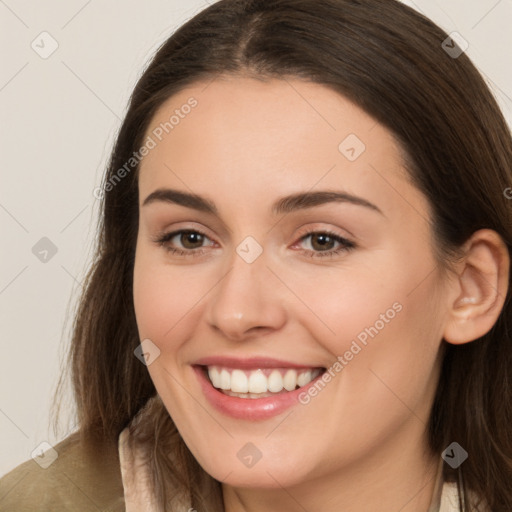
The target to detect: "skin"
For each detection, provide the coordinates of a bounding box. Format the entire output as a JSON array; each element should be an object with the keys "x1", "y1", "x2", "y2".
[{"x1": 132, "y1": 76, "x2": 509, "y2": 512}]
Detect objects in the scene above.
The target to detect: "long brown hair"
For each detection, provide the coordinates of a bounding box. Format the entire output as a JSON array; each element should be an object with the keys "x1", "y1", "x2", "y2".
[{"x1": 53, "y1": 0, "x2": 512, "y2": 510}]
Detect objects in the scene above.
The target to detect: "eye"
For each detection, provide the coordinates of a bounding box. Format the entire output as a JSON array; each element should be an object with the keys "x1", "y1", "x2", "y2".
[
  {"x1": 153, "y1": 229, "x2": 215, "y2": 257},
  {"x1": 294, "y1": 229, "x2": 356, "y2": 258},
  {"x1": 153, "y1": 228, "x2": 356, "y2": 260}
]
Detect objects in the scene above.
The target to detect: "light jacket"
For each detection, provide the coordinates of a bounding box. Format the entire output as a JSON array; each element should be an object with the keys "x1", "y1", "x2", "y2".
[
  {"x1": 0, "y1": 428, "x2": 489, "y2": 512},
  {"x1": 0, "y1": 432, "x2": 125, "y2": 512}
]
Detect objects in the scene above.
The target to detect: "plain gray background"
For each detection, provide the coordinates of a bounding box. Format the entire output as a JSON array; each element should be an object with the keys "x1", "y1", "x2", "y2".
[{"x1": 1, "y1": 0, "x2": 511, "y2": 476}]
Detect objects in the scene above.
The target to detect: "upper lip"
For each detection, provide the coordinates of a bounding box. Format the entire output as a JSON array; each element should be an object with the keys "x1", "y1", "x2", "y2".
[{"x1": 193, "y1": 356, "x2": 325, "y2": 370}]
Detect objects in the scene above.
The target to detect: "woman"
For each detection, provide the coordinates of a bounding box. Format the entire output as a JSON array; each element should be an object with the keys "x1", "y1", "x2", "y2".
[{"x1": 1, "y1": 0, "x2": 510, "y2": 511}]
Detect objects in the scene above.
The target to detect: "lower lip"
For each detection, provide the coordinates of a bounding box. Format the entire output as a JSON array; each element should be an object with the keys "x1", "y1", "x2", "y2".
[{"x1": 193, "y1": 366, "x2": 324, "y2": 420}]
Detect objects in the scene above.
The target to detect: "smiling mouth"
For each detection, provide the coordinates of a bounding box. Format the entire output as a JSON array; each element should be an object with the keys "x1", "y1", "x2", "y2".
[{"x1": 201, "y1": 365, "x2": 326, "y2": 399}]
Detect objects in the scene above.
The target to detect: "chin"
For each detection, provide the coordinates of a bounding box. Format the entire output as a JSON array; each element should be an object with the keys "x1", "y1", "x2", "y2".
[{"x1": 195, "y1": 451, "x2": 313, "y2": 489}]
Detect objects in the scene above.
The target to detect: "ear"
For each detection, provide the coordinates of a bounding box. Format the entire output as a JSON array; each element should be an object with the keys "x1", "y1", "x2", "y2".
[{"x1": 443, "y1": 229, "x2": 510, "y2": 345}]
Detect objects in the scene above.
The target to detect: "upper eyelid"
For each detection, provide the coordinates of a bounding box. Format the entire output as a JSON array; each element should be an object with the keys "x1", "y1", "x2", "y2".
[{"x1": 154, "y1": 222, "x2": 215, "y2": 239}]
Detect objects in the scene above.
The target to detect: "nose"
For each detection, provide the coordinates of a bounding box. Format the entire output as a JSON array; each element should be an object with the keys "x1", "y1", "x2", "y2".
[{"x1": 205, "y1": 247, "x2": 287, "y2": 341}]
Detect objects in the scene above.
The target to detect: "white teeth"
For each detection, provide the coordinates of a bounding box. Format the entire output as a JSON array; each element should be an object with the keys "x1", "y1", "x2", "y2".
[
  {"x1": 297, "y1": 370, "x2": 312, "y2": 387},
  {"x1": 219, "y1": 369, "x2": 231, "y2": 390},
  {"x1": 209, "y1": 367, "x2": 221, "y2": 388},
  {"x1": 283, "y1": 369, "x2": 297, "y2": 391},
  {"x1": 223, "y1": 390, "x2": 269, "y2": 399},
  {"x1": 231, "y1": 369, "x2": 248, "y2": 393},
  {"x1": 206, "y1": 366, "x2": 323, "y2": 397},
  {"x1": 248, "y1": 370, "x2": 267, "y2": 393},
  {"x1": 268, "y1": 370, "x2": 284, "y2": 392}
]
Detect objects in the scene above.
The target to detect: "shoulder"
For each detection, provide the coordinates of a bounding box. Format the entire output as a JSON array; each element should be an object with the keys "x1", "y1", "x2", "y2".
[{"x1": 0, "y1": 432, "x2": 125, "y2": 512}]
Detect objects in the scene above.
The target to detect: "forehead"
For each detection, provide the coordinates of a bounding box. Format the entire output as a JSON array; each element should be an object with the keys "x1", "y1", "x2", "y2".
[{"x1": 138, "y1": 76, "x2": 422, "y2": 220}]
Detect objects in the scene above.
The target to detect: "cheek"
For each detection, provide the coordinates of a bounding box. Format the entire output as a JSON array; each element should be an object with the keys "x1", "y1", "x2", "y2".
[
  {"x1": 290, "y1": 250, "x2": 443, "y2": 402},
  {"x1": 133, "y1": 249, "x2": 209, "y2": 342},
  {"x1": 285, "y1": 261, "x2": 405, "y2": 353},
  {"x1": 323, "y1": 265, "x2": 444, "y2": 427}
]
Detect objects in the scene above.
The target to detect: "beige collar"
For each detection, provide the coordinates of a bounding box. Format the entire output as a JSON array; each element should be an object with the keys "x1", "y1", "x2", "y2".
[{"x1": 119, "y1": 427, "x2": 161, "y2": 512}]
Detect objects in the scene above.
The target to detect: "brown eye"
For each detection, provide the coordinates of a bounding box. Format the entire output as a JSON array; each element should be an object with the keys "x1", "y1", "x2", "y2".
[
  {"x1": 154, "y1": 229, "x2": 214, "y2": 256},
  {"x1": 309, "y1": 233, "x2": 337, "y2": 251},
  {"x1": 179, "y1": 231, "x2": 205, "y2": 249},
  {"x1": 295, "y1": 230, "x2": 356, "y2": 259}
]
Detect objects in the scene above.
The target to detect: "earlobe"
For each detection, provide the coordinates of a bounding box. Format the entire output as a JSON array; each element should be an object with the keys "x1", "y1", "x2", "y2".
[{"x1": 443, "y1": 229, "x2": 510, "y2": 345}]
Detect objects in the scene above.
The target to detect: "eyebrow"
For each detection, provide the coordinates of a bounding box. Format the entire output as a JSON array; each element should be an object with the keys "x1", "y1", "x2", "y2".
[{"x1": 142, "y1": 188, "x2": 384, "y2": 216}]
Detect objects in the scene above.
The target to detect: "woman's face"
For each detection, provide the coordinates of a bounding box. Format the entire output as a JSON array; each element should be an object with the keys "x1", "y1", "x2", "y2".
[{"x1": 133, "y1": 76, "x2": 450, "y2": 490}]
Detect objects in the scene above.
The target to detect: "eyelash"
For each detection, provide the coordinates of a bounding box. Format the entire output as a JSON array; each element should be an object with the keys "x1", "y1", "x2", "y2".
[{"x1": 153, "y1": 228, "x2": 356, "y2": 259}]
